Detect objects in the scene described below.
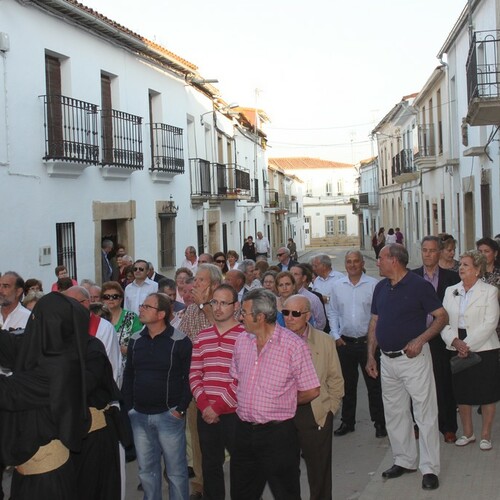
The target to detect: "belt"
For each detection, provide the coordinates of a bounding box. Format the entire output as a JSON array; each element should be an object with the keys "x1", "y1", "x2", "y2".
[
  {"x1": 256, "y1": 252, "x2": 267, "y2": 255},
  {"x1": 16, "y1": 440, "x2": 69, "y2": 476},
  {"x1": 341, "y1": 335, "x2": 367, "y2": 344},
  {"x1": 242, "y1": 419, "x2": 287, "y2": 428},
  {"x1": 381, "y1": 350, "x2": 405, "y2": 358}
]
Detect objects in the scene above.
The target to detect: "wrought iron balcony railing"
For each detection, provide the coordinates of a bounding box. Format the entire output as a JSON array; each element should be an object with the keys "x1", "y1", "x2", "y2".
[
  {"x1": 265, "y1": 188, "x2": 279, "y2": 207},
  {"x1": 42, "y1": 94, "x2": 99, "y2": 164},
  {"x1": 189, "y1": 158, "x2": 212, "y2": 196},
  {"x1": 414, "y1": 124, "x2": 436, "y2": 157},
  {"x1": 392, "y1": 149, "x2": 415, "y2": 177},
  {"x1": 150, "y1": 123, "x2": 184, "y2": 173},
  {"x1": 101, "y1": 108, "x2": 143, "y2": 169}
]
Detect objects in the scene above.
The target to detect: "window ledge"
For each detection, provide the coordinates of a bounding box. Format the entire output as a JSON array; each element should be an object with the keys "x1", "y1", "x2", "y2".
[
  {"x1": 43, "y1": 160, "x2": 91, "y2": 178},
  {"x1": 149, "y1": 170, "x2": 181, "y2": 183},
  {"x1": 100, "y1": 166, "x2": 135, "y2": 180}
]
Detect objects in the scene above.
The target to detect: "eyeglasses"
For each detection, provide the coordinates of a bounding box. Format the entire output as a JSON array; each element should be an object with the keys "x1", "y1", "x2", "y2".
[
  {"x1": 282, "y1": 309, "x2": 308, "y2": 317},
  {"x1": 239, "y1": 310, "x2": 252, "y2": 317},
  {"x1": 134, "y1": 267, "x2": 145, "y2": 272},
  {"x1": 209, "y1": 299, "x2": 236, "y2": 308},
  {"x1": 102, "y1": 294, "x2": 122, "y2": 301},
  {"x1": 139, "y1": 303, "x2": 159, "y2": 311},
  {"x1": 215, "y1": 260, "x2": 226, "y2": 264}
]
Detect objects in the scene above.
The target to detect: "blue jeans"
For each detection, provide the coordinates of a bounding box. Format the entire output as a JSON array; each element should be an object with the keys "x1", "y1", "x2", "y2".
[{"x1": 129, "y1": 408, "x2": 189, "y2": 500}]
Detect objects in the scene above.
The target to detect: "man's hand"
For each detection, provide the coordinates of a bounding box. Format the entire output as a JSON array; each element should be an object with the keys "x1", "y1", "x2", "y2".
[
  {"x1": 335, "y1": 338, "x2": 346, "y2": 348},
  {"x1": 365, "y1": 356, "x2": 378, "y2": 379},
  {"x1": 192, "y1": 285, "x2": 211, "y2": 306},
  {"x1": 451, "y1": 338, "x2": 470, "y2": 358},
  {"x1": 404, "y1": 338, "x2": 424, "y2": 358},
  {"x1": 202, "y1": 406, "x2": 220, "y2": 424}
]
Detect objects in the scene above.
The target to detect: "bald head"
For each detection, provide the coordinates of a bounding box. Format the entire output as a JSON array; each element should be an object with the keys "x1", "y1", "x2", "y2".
[
  {"x1": 64, "y1": 286, "x2": 90, "y2": 309},
  {"x1": 225, "y1": 269, "x2": 245, "y2": 293},
  {"x1": 282, "y1": 294, "x2": 311, "y2": 336}
]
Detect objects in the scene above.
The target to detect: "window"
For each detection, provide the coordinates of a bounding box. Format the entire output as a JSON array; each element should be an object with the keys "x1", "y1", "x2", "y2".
[
  {"x1": 56, "y1": 222, "x2": 77, "y2": 280},
  {"x1": 426, "y1": 200, "x2": 431, "y2": 235},
  {"x1": 338, "y1": 216, "x2": 346, "y2": 235},
  {"x1": 441, "y1": 198, "x2": 446, "y2": 233},
  {"x1": 306, "y1": 181, "x2": 312, "y2": 196},
  {"x1": 325, "y1": 216, "x2": 335, "y2": 236},
  {"x1": 159, "y1": 215, "x2": 176, "y2": 268},
  {"x1": 325, "y1": 181, "x2": 332, "y2": 196},
  {"x1": 337, "y1": 179, "x2": 344, "y2": 196}
]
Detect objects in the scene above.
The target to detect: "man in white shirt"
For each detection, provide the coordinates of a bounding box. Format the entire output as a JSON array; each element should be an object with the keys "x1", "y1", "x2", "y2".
[
  {"x1": 311, "y1": 254, "x2": 344, "y2": 333},
  {"x1": 330, "y1": 251, "x2": 386, "y2": 438},
  {"x1": 255, "y1": 231, "x2": 270, "y2": 260},
  {"x1": 0, "y1": 271, "x2": 30, "y2": 331},
  {"x1": 181, "y1": 246, "x2": 199, "y2": 273},
  {"x1": 124, "y1": 260, "x2": 158, "y2": 315}
]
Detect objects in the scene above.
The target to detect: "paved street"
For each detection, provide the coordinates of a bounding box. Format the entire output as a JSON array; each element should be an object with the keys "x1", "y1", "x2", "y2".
[{"x1": 123, "y1": 246, "x2": 500, "y2": 499}]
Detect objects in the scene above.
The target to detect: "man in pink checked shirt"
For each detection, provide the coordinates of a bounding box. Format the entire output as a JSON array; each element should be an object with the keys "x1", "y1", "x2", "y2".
[{"x1": 230, "y1": 288, "x2": 320, "y2": 500}]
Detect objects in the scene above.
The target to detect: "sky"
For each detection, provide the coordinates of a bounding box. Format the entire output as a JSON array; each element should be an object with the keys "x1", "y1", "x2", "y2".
[{"x1": 81, "y1": 0, "x2": 466, "y2": 164}]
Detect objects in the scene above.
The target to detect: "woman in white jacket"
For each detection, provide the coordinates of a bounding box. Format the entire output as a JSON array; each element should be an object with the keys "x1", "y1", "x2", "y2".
[{"x1": 441, "y1": 250, "x2": 500, "y2": 451}]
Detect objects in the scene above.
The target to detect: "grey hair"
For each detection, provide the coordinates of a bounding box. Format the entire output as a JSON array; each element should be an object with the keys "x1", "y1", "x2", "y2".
[
  {"x1": 386, "y1": 243, "x2": 409, "y2": 267},
  {"x1": 310, "y1": 253, "x2": 332, "y2": 269},
  {"x1": 238, "y1": 259, "x2": 256, "y2": 274},
  {"x1": 344, "y1": 249, "x2": 364, "y2": 261},
  {"x1": 460, "y1": 250, "x2": 486, "y2": 278},
  {"x1": 242, "y1": 288, "x2": 277, "y2": 324},
  {"x1": 197, "y1": 264, "x2": 223, "y2": 286},
  {"x1": 421, "y1": 236, "x2": 444, "y2": 251}
]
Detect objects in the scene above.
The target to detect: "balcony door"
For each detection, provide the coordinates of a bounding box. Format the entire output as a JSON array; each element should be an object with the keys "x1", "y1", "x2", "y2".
[{"x1": 45, "y1": 55, "x2": 63, "y2": 157}]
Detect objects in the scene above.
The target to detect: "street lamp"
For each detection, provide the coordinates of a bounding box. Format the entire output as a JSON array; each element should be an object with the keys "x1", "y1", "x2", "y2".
[{"x1": 200, "y1": 102, "x2": 239, "y2": 125}]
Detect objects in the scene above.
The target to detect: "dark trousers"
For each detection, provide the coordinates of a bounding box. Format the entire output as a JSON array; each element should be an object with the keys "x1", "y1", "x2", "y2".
[
  {"x1": 230, "y1": 417, "x2": 300, "y2": 500},
  {"x1": 337, "y1": 342, "x2": 385, "y2": 426},
  {"x1": 294, "y1": 405, "x2": 333, "y2": 500},
  {"x1": 197, "y1": 411, "x2": 237, "y2": 500},
  {"x1": 429, "y1": 336, "x2": 458, "y2": 434}
]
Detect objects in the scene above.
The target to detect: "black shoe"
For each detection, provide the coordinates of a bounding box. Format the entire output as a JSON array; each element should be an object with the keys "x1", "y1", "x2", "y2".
[
  {"x1": 334, "y1": 422, "x2": 355, "y2": 436},
  {"x1": 382, "y1": 464, "x2": 417, "y2": 479},
  {"x1": 188, "y1": 466, "x2": 195, "y2": 478},
  {"x1": 422, "y1": 473, "x2": 439, "y2": 490},
  {"x1": 375, "y1": 423, "x2": 387, "y2": 438},
  {"x1": 137, "y1": 483, "x2": 143, "y2": 491}
]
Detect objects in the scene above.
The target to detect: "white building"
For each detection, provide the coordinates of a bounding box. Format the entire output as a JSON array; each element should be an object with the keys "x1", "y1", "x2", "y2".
[
  {"x1": 0, "y1": 0, "x2": 277, "y2": 285},
  {"x1": 269, "y1": 157, "x2": 359, "y2": 247},
  {"x1": 357, "y1": 157, "x2": 380, "y2": 250}
]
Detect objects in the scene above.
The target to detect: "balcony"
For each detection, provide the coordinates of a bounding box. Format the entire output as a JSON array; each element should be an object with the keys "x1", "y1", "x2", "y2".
[
  {"x1": 391, "y1": 149, "x2": 418, "y2": 183},
  {"x1": 149, "y1": 123, "x2": 184, "y2": 183},
  {"x1": 189, "y1": 160, "x2": 251, "y2": 201},
  {"x1": 265, "y1": 188, "x2": 279, "y2": 208},
  {"x1": 358, "y1": 191, "x2": 379, "y2": 208},
  {"x1": 42, "y1": 94, "x2": 99, "y2": 177},
  {"x1": 101, "y1": 108, "x2": 143, "y2": 178},
  {"x1": 466, "y1": 30, "x2": 500, "y2": 126},
  {"x1": 414, "y1": 124, "x2": 438, "y2": 170}
]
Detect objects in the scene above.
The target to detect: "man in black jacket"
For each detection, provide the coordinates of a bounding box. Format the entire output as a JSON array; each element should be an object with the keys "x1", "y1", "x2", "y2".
[
  {"x1": 412, "y1": 236, "x2": 460, "y2": 443},
  {"x1": 122, "y1": 293, "x2": 192, "y2": 500},
  {"x1": 276, "y1": 247, "x2": 298, "y2": 271}
]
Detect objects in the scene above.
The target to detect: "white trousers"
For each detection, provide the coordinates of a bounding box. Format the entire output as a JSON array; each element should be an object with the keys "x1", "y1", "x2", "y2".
[{"x1": 380, "y1": 343, "x2": 440, "y2": 475}]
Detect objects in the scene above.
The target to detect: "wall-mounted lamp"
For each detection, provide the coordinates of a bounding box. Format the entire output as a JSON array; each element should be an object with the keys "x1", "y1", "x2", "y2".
[
  {"x1": 185, "y1": 74, "x2": 219, "y2": 85},
  {"x1": 160, "y1": 195, "x2": 179, "y2": 216}
]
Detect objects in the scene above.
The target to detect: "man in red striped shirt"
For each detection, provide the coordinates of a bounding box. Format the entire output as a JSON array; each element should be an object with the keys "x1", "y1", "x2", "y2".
[
  {"x1": 230, "y1": 288, "x2": 320, "y2": 500},
  {"x1": 189, "y1": 284, "x2": 244, "y2": 500}
]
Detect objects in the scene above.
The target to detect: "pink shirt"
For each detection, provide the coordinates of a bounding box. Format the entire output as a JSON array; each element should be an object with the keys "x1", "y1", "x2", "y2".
[{"x1": 230, "y1": 323, "x2": 320, "y2": 423}]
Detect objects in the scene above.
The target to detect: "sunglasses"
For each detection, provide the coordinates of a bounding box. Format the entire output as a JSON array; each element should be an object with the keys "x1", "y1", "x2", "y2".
[
  {"x1": 102, "y1": 294, "x2": 122, "y2": 300},
  {"x1": 215, "y1": 260, "x2": 226, "y2": 264},
  {"x1": 134, "y1": 267, "x2": 145, "y2": 272},
  {"x1": 282, "y1": 309, "x2": 308, "y2": 317}
]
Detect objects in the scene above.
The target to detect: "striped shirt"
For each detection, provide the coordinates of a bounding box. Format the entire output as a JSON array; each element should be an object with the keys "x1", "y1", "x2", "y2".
[
  {"x1": 189, "y1": 323, "x2": 244, "y2": 415},
  {"x1": 230, "y1": 323, "x2": 320, "y2": 423}
]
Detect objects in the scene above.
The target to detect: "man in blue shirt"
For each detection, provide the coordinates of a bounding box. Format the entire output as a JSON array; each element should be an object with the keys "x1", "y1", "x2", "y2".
[
  {"x1": 366, "y1": 244, "x2": 448, "y2": 491},
  {"x1": 123, "y1": 293, "x2": 192, "y2": 500}
]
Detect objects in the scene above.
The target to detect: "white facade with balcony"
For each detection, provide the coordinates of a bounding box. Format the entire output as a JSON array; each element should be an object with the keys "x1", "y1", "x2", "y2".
[{"x1": 0, "y1": 0, "x2": 275, "y2": 285}]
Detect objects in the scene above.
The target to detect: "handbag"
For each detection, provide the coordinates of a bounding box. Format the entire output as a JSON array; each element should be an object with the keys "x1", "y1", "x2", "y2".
[{"x1": 450, "y1": 352, "x2": 482, "y2": 374}]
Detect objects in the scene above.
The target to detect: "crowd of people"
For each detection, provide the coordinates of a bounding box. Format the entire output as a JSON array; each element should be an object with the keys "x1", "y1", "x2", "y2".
[{"x1": 1, "y1": 230, "x2": 500, "y2": 499}]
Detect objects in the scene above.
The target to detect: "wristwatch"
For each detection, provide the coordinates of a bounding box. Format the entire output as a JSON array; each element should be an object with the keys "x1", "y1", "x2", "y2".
[{"x1": 199, "y1": 302, "x2": 211, "y2": 310}]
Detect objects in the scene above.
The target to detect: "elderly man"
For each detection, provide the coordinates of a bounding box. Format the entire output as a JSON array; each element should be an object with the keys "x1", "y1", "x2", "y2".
[
  {"x1": 101, "y1": 239, "x2": 114, "y2": 285},
  {"x1": 290, "y1": 264, "x2": 326, "y2": 330},
  {"x1": 179, "y1": 264, "x2": 223, "y2": 500},
  {"x1": 124, "y1": 260, "x2": 158, "y2": 315},
  {"x1": 0, "y1": 271, "x2": 30, "y2": 331},
  {"x1": 276, "y1": 247, "x2": 298, "y2": 271},
  {"x1": 238, "y1": 259, "x2": 262, "y2": 292},
  {"x1": 412, "y1": 236, "x2": 460, "y2": 443},
  {"x1": 123, "y1": 293, "x2": 192, "y2": 500},
  {"x1": 366, "y1": 244, "x2": 448, "y2": 491},
  {"x1": 224, "y1": 269, "x2": 246, "y2": 302},
  {"x1": 89, "y1": 285, "x2": 102, "y2": 304},
  {"x1": 255, "y1": 231, "x2": 270, "y2": 260},
  {"x1": 330, "y1": 250, "x2": 386, "y2": 438},
  {"x1": 182, "y1": 246, "x2": 199, "y2": 273},
  {"x1": 198, "y1": 253, "x2": 214, "y2": 265},
  {"x1": 311, "y1": 254, "x2": 344, "y2": 335},
  {"x1": 147, "y1": 263, "x2": 166, "y2": 284},
  {"x1": 189, "y1": 284, "x2": 244, "y2": 500},
  {"x1": 230, "y1": 288, "x2": 320, "y2": 500},
  {"x1": 283, "y1": 294, "x2": 344, "y2": 500}
]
